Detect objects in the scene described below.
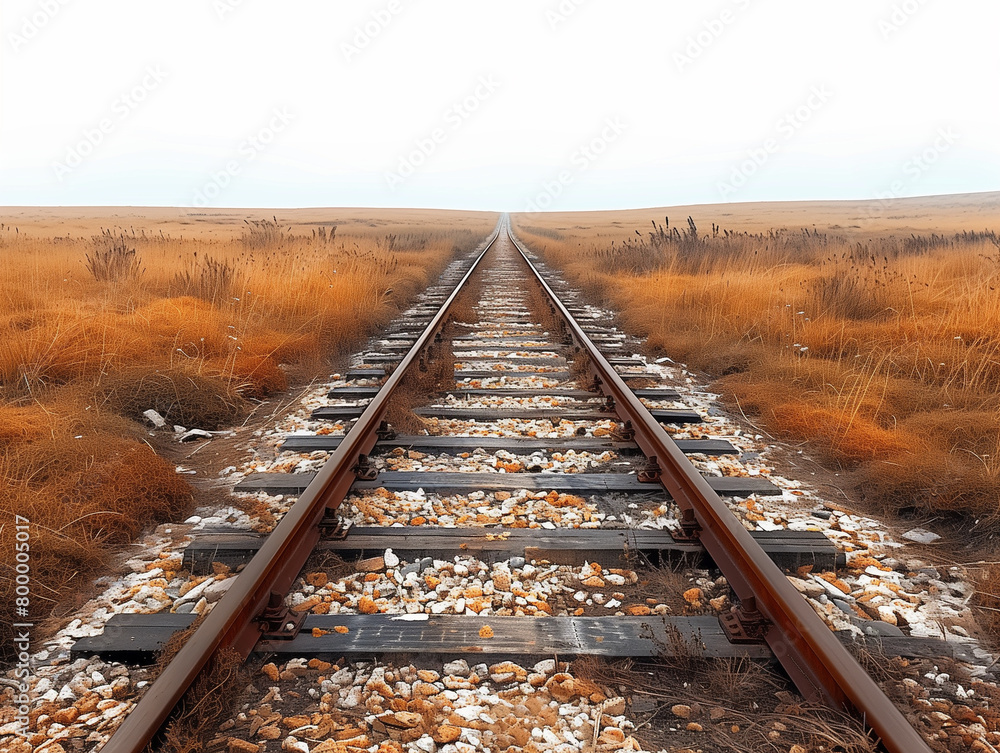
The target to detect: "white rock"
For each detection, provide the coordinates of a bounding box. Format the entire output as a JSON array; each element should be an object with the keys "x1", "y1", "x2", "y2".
[
  {"x1": 756, "y1": 519, "x2": 784, "y2": 532},
  {"x1": 384, "y1": 548, "x2": 400, "y2": 568},
  {"x1": 444, "y1": 659, "x2": 470, "y2": 677},
  {"x1": 902, "y1": 528, "x2": 941, "y2": 545},
  {"x1": 533, "y1": 659, "x2": 556, "y2": 674},
  {"x1": 414, "y1": 735, "x2": 437, "y2": 753},
  {"x1": 203, "y1": 578, "x2": 234, "y2": 603},
  {"x1": 142, "y1": 409, "x2": 166, "y2": 428},
  {"x1": 341, "y1": 686, "x2": 363, "y2": 708},
  {"x1": 179, "y1": 429, "x2": 212, "y2": 443},
  {"x1": 57, "y1": 684, "x2": 77, "y2": 702},
  {"x1": 455, "y1": 705, "x2": 485, "y2": 721},
  {"x1": 281, "y1": 737, "x2": 309, "y2": 753}
]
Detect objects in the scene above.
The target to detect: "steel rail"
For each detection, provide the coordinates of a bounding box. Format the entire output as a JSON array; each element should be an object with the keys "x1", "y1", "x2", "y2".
[
  {"x1": 98, "y1": 222, "x2": 504, "y2": 753},
  {"x1": 506, "y1": 218, "x2": 932, "y2": 753}
]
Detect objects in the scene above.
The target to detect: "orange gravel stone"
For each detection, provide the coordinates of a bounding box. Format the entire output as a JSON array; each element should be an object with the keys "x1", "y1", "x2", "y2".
[
  {"x1": 683, "y1": 588, "x2": 704, "y2": 605},
  {"x1": 257, "y1": 726, "x2": 281, "y2": 740},
  {"x1": 433, "y1": 726, "x2": 462, "y2": 744},
  {"x1": 292, "y1": 595, "x2": 322, "y2": 612},
  {"x1": 478, "y1": 625, "x2": 494, "y2": 638},
  {"x1": 305, "y1": 572, "x2": 328, "y2": 588}
]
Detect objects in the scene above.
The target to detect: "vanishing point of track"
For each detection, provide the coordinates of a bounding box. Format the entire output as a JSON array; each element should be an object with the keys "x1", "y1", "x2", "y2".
[{"x1": 96, "y1": 217, "x2": 933, "y2": 753}]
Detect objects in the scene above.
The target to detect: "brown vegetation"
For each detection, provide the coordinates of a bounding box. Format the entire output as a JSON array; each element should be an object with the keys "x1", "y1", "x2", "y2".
[
  {"x1": 513, "y1": 196, "x2": 1000, "y2": 528},
  {"x1": 576, "y1": 653, "x2": 875, "y2": 752},
  {"x1": 0, "y1": 209, "x2": 497, "y2": 667}
]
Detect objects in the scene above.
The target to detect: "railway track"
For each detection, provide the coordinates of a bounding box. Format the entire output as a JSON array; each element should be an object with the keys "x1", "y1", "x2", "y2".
[{"x1": 53, "y1": 217, "x2": 970, "y2": 752}]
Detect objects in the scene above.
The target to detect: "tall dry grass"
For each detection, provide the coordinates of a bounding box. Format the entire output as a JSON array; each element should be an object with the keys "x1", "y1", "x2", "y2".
[
  {"x1": 513, "y1": 214, "x2": 1000, "y2": 527},
  {"x1": 0, "y1": 212, "x2": 496, "y2": 666}
]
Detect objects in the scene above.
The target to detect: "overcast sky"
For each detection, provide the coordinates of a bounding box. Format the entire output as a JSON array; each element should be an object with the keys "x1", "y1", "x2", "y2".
[{"x1": 1, "y1": 0, "x2": 998, "y2": 211}]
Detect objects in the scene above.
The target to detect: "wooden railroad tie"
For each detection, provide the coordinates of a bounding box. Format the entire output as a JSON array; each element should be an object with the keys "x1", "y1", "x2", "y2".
[
  {"x1": 71, "y1": 613, "x2": 974, "y2": 665},
  {"x1": 279, "y1": 434, "x2": 736, "y2": 455},
  {"x1": 234, "y1": 470, "x2": 781, "y2": 498},
  {"x1": 180, "y1": 527, "x2": 838, "y2": 573},
  {"x1": 310, "y1": 405, "x2": 704, "y2": 423}
]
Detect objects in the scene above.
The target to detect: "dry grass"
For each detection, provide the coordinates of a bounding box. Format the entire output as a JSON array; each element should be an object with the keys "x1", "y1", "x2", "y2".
[
  {"x1": 512, "y1": 199, "x2": 1000, "y2": 527},
  {"x1": 143, "y1": 620, "x2": 249, "y2": 753},
  {"x1": 0, "y1": 209, "x2": 497, "y2": 667},
  {"x1": 972, "y1": 563, "x2": 1000, "y2": 641},
  {"x1": 575, "y1": 652, "x2": 876, "y2": 752}
]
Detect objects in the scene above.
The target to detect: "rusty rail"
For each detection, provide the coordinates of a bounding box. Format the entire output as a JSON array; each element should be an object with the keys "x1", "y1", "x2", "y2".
[
  {"x1": 507, "y1": 218, "x2": 932, "y2": 753},
  {"x1": 98, "y1": 222, "x2": 503, "y2": 753}
]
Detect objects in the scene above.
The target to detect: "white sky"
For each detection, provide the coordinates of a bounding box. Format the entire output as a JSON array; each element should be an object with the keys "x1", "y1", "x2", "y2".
[{"x1": 1, "y1": 0, "x2": 998, "y2": 211}]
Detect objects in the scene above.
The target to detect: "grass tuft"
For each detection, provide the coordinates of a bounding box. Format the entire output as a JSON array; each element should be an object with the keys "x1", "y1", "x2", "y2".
[{"x1": 86, "y1": 229, "x2": 144, "y2": 282}]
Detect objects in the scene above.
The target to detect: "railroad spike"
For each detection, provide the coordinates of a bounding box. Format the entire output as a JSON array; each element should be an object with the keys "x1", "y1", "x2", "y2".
[
  {"x1": 670, "y1": 508, "x2": 702, "y2": 542},
  {"x1": 257, "y1": 591, "x2": 306, "y2": 640},
  {"x1": 612, "y1": 420, "x2": 636, "y2": 442},
  {"x1": 376, "y1": 420, "x2": 397, "y2": 441},
  {"x1": 637, "y1": 455, "x2": 661, "y2": 483},
  {"x1": 353, "y1": 453, "x2": 379, "y2": 481},
  {"x1": 719, "y1": 595, "x2": 771, "y2": 644},
  {"x1": 317, "y1": 511, "x2": 352, "y2": 540}
]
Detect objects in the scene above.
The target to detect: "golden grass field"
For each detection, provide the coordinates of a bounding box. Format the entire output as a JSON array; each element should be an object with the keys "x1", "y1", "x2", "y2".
[
  {"x1": 513, "y1": 189, "x2": 1000, "y2": 661},
  {"x1": 513, "y1": 192, "x2": 1000, "y2": 525},
  {"x1": 0, "y1": 208, "x2": 497, "y2": 663}
]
